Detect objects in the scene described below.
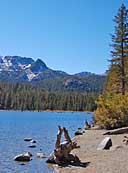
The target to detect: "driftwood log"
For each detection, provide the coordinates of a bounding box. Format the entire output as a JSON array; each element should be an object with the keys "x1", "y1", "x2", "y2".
[
  {"x1": 103, "y1": 127, "x2": 128, "y2": 135},
  {"x1": 46, "y1": 126, "x2": 80, "y2": 165}
]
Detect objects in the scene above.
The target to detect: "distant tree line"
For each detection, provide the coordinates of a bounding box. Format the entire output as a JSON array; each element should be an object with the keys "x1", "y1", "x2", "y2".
[{"x1": 0, "y1": 82, "x2": 99, "y2": 111}]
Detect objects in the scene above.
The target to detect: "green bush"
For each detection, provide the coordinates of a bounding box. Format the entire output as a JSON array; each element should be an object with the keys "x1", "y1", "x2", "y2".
[{"x1": 94, "y1": 93, "x2": 128, "y2": 129}]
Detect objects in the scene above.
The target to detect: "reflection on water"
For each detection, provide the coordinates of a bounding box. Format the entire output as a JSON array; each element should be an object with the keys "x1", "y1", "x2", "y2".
[{"x1": 0, "y1": 111, "x2": 93, "y2": 173}]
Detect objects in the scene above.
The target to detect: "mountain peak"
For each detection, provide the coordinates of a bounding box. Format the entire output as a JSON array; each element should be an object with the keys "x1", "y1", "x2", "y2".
[
  {"x1": 30, "y1": 58, "x2": 48, "y2": 73},
  {"x1": 0, "y1": 55, "x2": 99, "y2": 83}
]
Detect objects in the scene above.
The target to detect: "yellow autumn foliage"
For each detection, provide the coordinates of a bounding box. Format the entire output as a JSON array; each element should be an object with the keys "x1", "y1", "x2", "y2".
[{"x1": 94, "y1": 93, "x2": 128, "y2": 129}]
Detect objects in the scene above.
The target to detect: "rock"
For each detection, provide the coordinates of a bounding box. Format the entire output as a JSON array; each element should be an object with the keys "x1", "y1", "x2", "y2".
[
  {"x1": 30, "y1": 140, "x2": 37, "y2": 143},
  {"x1": 97, "y1": 137, "x2": 112, "y2": 150},
  {"x1": 74, "y1": 130, "x2": 83, "y2": 136},
  {"x1": 78, "y1": 128, "x2": 82, "y2": 130},
  {"x1": 28, "y1": 145, "x2": 36, "y2": 148},
  {"x1": 74, "y1": 128, "x2": 85, "y2": 136},
  {"x1": 20, "y1": 163, "x2": 26, "y2": 165},
  {"x1": 13, "y1": 152, "x2": 32, "y2": 162},
  {"x1": 36, "y1": 153, "x2": 47, "y2": 158},
  {"x1": 24, "y1": 138, "x2": 32, "y2": 142}
]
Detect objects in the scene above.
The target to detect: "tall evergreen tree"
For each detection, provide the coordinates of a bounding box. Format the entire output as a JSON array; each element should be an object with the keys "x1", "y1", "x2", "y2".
[
  {"x1": 108, "y1": 4, "x2": 128, "y2": 95},
  {"x1": 94, "y1": 4, "x2": 128, "y2": 129}
]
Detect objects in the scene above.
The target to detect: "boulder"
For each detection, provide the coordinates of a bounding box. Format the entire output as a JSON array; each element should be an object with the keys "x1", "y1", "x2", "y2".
[
  {"x1": 13, "y1": 152, "x2": 32, "y2": 162},
  {"x1": 24, "y1": 138, "x2": 32, "y2": 142},
  {"x1": 78, "y1": 128, "x2": 82, "y2": 130},
  {"x1": 74, "y1": 128, "x2": 85, "y2": 136},
  {"x1": 36, "y1": 153, "x2": 47, "y2": 158},
  {"x1": 74, "y1": 130, "x2": 83, "y2": 136},
  {"x1": 30, "y1": 140, "x2": 37, "y2": 143},
  {"x1": 97, "y1": 137, "x2": 112, "y2": 150}
]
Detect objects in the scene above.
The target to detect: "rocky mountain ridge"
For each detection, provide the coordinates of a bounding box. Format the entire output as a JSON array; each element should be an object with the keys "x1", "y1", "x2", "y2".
[
  {"x1": 0, "y1": 56, "x2": 97, "y2": 82},
  {"x1": 0, "y1": 56, "x2": 105, "y2": 93},
  {"x1": 0, "y1": 56, "x2": 68, "y2": 82}
]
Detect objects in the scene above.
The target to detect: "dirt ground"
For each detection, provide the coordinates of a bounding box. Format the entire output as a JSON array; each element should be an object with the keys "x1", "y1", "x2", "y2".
[{"x1": 52, "y1": 129, "x2": 128, "y2": 173}]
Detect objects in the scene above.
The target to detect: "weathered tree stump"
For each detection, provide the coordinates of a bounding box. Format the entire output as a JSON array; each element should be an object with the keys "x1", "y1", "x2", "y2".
[{"x1": 46, "y1": 126, "x2": 80, "y2": 165}]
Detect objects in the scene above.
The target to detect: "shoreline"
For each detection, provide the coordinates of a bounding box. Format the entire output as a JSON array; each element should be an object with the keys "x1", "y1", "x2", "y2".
[
  {"x1": 0, "y1": 109, "x2": 93, "y2": 113},
  {"x1": 53, "y1": 129, "x2": 128, "y2": 173}
]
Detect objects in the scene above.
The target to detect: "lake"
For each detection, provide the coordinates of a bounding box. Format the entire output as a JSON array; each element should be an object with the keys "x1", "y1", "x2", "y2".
[{"x1": 0, "y1": 111, "x2": 93, "y2": 173}]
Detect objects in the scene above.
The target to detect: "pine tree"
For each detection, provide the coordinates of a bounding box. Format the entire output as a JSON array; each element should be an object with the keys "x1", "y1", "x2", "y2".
[
  {"x1": 94, "y1": 4, "x2": 128, "y2": 129},
  {"x1": 109, "y1": 4, "x2": 128, "y2": 95}
]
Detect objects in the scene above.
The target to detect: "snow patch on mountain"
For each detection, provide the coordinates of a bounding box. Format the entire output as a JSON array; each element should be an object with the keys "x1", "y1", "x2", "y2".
[
  {"x1": 0, "y1": 55, "x2": 74, "y2": 82},
  {"x1": 28, "y1": 73, "x2": 36, "y2": 81},
  {"x1": 26, "y1": 69, "x2": 37, "y2": 81},
  {"x1": 19, "y1": 64, "x2": 31, "y2": 70}
]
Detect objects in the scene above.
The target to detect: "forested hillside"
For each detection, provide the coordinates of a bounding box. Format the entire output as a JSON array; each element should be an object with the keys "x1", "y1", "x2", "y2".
[
  {"x1": 0, "y1": 55, "x2": 106, "y2": 111},
  {"x1": 0, "y1": 82, "x2": 99, "y2": 111},
  {"x1": 38, "y1": 75, "x2": 105, "y2": 93}
]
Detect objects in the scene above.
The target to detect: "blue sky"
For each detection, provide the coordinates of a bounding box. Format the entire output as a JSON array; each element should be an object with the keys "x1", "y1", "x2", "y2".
[{"x1": 0, "y1": 0, "x2": 127, "y2": 74}]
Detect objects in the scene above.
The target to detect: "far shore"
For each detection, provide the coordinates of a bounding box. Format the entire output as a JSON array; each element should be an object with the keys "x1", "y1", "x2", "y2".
[
  {"x1": 0, "y1": 109, "x2": 93, "y2": 113},
  {"x1": 53, "y1": 129, "x2": 128, "y2": 173}
]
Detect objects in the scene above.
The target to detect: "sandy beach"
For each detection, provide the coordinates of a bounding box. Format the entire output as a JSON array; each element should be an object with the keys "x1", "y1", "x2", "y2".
[{"x1": 53, "y1": 129, "x2": 128, "y2": 173}]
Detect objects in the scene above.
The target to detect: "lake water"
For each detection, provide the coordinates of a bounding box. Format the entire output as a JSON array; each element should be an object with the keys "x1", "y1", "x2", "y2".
[{"x1": 0, "y1": 111, "x2": 93, "y2": 173}]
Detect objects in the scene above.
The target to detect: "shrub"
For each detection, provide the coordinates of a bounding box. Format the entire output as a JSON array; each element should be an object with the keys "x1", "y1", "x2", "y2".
[{"x1": 94, "y1": 93, "x2": 128, "y2": 129}]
